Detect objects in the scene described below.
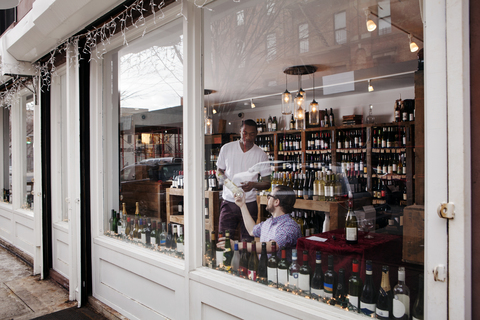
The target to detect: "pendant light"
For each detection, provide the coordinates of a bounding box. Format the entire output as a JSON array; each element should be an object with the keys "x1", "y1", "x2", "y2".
[
  {"x1": 281, "y1": 74, "x2": 292, "y2": 115},
  {"x1": 368, "y1": 79, "x2": 374, "y2": 92},
  {"x1": 294, "y1": 74, "x2": 305, "y2": 130},
  {"x1": 365, "y1": 9, "x2": 377, "y2": 32},
  {"x1": 309, "y1": 72, "x2": 319, "y2": 126},
  {"x1": 204, "y1": 89, "x2": 213, "y2": 135},
  {"x1": 409, "y1": 34, "x2": 419, "y2": 53}
]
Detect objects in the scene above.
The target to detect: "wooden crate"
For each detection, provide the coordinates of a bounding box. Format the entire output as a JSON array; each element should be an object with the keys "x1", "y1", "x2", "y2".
[{"x1": 403, "y1": 205, "x2": 424, "y2": 265}]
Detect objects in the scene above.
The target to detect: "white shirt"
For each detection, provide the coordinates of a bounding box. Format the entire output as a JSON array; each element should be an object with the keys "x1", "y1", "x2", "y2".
[{"x1": 216, "y1": 140, "x2": 271, "y2": 203}]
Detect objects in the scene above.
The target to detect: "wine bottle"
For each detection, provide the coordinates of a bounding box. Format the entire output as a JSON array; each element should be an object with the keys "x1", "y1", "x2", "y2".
[
  {"x1": 159, "y1": 222, "x2": 167, "y2": 248},
  {"x1": 125, "y1": 217, "x2": 131, "y2": 239},
  {"x1": 150, "y1": 221, "x2": 157, "y2": 247},
  {"x1": 145, "y1": 218, "x2": 151, "y2": 245},
  {"x1": 376, "y1": 265, "x2": 393, "y2": 319},
  {"x1": 232, "y1": 242, "x2": 240, "y2": 273},
  {"x1": 248, "y1": 241, "x2": 259, "y2": 281},
  {"x1": 298, "y1": 250, "x2": 312, "y2": 293},
  {"x1": 310, "y1": 251, "x2": 324, "y2": 298},
  {"x1": 258, "y1": 242, "x2": 268, "y2": 284},
  {"x1": 345, "y1": 194, "x2": 358, "y2": 245},
  {"x1": 329, "y1": 108, "x2": 335, "y2": 126},
  {"x1": 110, "y1": 210, "x2": 117, "y2": 233},
  {"x1": 360, "y1": 260, "x2": 376, "y2": 316},
  {"x1": 165, "y1": 223, "x2": 172, "y2": 250},
  {"x1": 176, "y1": 225, "x2": 184, "y2": 254},
  {"x1": 239, "y1": 240, "x2": 249, "y2": 278},
  {"x1": 348, "y1": 259, "x2": 362, "y2": 312},
  {"x1": 412, "y1": 274, "x2": 424, "y2": 320},
  {"x1": 288, "y1": 249, "x2": 300, "y2": 289},
  {"x1": 335, "y1": 268, "x2": 347, "y2": 307},
  {"x1": 116, "y1": 212, "x2": 124, "y2": 235},
  {"x1": 393, "y1": 267, "x2": 410, "y2": 319},
  {"x1": 323, "y1": 255, "x2": 336, "y2": 299},
  {"x1": 277, "y1": 247, "x2": 289, "y2": 287},
  {"x1": 177, "y1": 200, "x2": 183, "y2": 215},
  {"x1": 135, "y1": 201, "x2": 140, "y2": 216},
  {"x1": 209, "y1": 231, "x2": 216, "y2": 268},
  {"x1": 171, "y1": 225, "x2": 178, "y2": 251},
  {"x1": 223, "y1": 230, "x2": 233, "y2": 273},
  {"x1": 216, "y1": 231, "x2": 224, "y2": 268},
  {"x1": 132, "y1": 219, "x2": 139, "y2": 240},
  {"x1": 267, "y1": 242, "x2": 278, "y2": 286}
]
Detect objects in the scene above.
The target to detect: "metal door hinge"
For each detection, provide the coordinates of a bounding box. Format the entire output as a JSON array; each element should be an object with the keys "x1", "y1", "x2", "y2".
[{"x1": 437, "y1": 202, "x2": 455, "y2": 219}]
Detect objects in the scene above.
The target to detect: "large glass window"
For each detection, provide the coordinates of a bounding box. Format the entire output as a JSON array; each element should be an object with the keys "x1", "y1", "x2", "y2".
[
  {"x1": 203, "y1": 0, "x2": 424, "y2": 318},
  {"x1": 104, "y1": 18, "x2": 184, "y2": 260},
  {"x1": 23, "y1": 98, "x2": 34, "y2": 210},
  {"x1": 1, "y1": 107, "x2": 11, "y2": 203}
]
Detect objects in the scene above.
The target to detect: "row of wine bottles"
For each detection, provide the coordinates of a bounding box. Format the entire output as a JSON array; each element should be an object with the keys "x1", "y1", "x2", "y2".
[
  {"x1": 257, "y1": 117, "x2": 278, "y2": 133},
  {"x1": 206, "y1": 234, "x2": 423, "y2": 320}
]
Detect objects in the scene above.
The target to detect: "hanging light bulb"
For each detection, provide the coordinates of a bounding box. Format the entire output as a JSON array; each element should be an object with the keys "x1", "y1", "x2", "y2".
[
  {"x1": 365, "y1": 9, "x2": 376, "y2": 32},
  {"x1": 282, "y1": 74, "x2": 293, "y2": 115},
  {"x1": 409, "y1": 34, "x2": 419, "y2": 53},
  {"x1": 250, "y1": 99, "x2": 256, "y2": 109},
  {"x1": 205, "y1": 91, "x2": 213, "y2": 135},
  {"x1": 309, "y1": 72, "x2": 319, "y2": 126},
  {"x1": 368, "y1": 79, "x2": 374, "y2": 92},
  {"x1": 212, "y1": 108, "x2": 217, "y2": 114}
]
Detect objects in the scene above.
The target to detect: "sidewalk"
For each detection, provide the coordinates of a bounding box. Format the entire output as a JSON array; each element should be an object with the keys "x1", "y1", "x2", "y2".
[{"x1": 0, "y1": 245, "x2": 106, "y2": 320}]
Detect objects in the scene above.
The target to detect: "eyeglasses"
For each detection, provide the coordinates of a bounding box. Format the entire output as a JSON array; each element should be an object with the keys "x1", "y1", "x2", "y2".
[{"x1": 267, "y1": 194, "x2": 277, "y2": 200}]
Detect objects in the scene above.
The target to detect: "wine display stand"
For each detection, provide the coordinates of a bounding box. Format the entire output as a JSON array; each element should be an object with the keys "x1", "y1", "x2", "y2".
[{"x1": 166, "y1": 188, "x2": 220, "y2": 233}]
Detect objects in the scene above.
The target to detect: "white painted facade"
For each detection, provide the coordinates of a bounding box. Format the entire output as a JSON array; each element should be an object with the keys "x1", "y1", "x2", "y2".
[{"x1": 0, "y1": 0, "x2": 471, "y2": 319}]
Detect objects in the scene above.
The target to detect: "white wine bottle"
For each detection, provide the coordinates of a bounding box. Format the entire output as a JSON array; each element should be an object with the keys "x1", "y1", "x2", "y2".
[
  {"x1": 393, "y1": 267, "x2": 410, "y2": 319},
  {"x1": 345, "y1": 193, "x2": 358, "y2": 245}
]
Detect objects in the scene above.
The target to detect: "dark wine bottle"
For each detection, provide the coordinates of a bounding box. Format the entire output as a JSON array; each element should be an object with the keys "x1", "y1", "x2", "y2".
[
  {"x1": 209, "y1": 231, "x2": 216, "y2": 268},
  {"x1": 310, "y1": 251, "x2": 324, "y2": 298},
  {"x1": 348, "y1": 259, "x2": 363, "y2": 312},
  {"x1": 165, "y1": 223, "x2": 173, "y2": 250},
  {"x1": 376, "y1": 265, "x2": 393, "y2": 319},
  {"x1": 298, "y1": 250, "x2": 312, "y2": 293},
  {"x1": 323, "y1": 255, "x2": 336, "y2": 299},
  {"x1": 258, "y1": 242, "x2": 268, "y2": 284},
  {"x1": 335, "y1": 268, "x2": 347, "y2": 307},
  {"x1": 360, "y1": 260, "x2": 376, "y2": 316},
  {"x1": 412, "y1": 274, "x2": 424, "y2": 320},
  {"x1": 248, "y1": 241, "x2": 259, "y2": 281},
  {"x1": 267, "y1": 242, "x2": 278, "y2": 286},
  {"x1": 223, "y1": 230, "x2": 233, "y2": 273},
  {"x1": 239, "y1": 240, "x2": 249, "y2": 278},
  {"x1": 277, "y1": 247, "x2": 289, "y2": 287}
]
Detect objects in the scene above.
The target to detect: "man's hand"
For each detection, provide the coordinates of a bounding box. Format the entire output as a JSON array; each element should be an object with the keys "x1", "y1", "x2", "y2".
[
  {"x1": 234, "y1": 193, "x2": 246, "y2": 208},
  {"x1": 240, "y1": 181, "x2": 256, "y2": 192}
]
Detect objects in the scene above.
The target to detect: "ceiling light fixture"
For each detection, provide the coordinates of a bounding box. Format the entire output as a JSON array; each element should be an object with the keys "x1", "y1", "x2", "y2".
[
  {"x1": 281, "y1": 73, "x2": 292, "y2": 115},
  {"x1": 365, "y1": 9, "x2": 377, "y2": 32},
  {"x1": 409, "y1": 34, "x2": 419, "y2": 53},
  {"x1": 368, "y1": 79, "x2": 374, "y2": 92},
  {"x1": 309, "y1": 72, "x2": 319, "y2": 126},
  {"x1": 204, "y1": 89, "x2": 213, "y2": 135},
  {"x1": 250, "y1": 99, "x2": 256, "y2": 109}
]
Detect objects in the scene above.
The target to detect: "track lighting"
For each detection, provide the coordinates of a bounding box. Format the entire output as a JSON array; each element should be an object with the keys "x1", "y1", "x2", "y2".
[{"x1": 409, "y1": 34, "x2": 419, "y2": 53}]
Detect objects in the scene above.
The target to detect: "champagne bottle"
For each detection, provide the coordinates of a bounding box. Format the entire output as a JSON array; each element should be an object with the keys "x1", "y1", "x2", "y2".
[
  {"x1": 216, "y1": 231, "x2": 224, "y2": 267},
  {"x1": 288, "y1": 249, "x2": 300, "y2": 289},
  {"x1": 258, "y1": 242, "x2": 268, "y2": 284},
  {"x1": 335, "y1": 268, "x2": 347, "y2": 307},
  {"x1": 248, "y1": 241, "x2": 259, "y2": 281},
  {"x1": 393, "y1": 267, "x2": 410, "y2": 319},
  {"x1": 412, "y1": 274, "x2": 424, "y2": 320},
  {"x1": 267, "y1": 241, "x2": 278, "y2": 286},
  {"x1": 176, "y1": 225, "x2": 184, "y2": 254},
  {"x1": 223, "y1": 230, "x2": 233, "y2": 273},
  {"x1": 277, "y1": 247, "x2": 289, "y2": 287},
  {"x1": 348, "y1": 259, "x2": 363, "y2": 312},
  {"x1": 310, "y1": 251, "x2": 324, "y2": 298},
  {"x1": 376, "y1": 265, "x2": 393, "y2": 319},
  {"x1": 345, "y1": 195, "x2": 358, "y2": 245},
  {"x1": 232, "y1": 242, "x2": 240, "y2": 274},
  {"x1": 298, "y1": 250, "x2": 312, "y2": 293},
  {"x1": 323, "y1": 255, "x2": 336, "y2": 299},
  {"x1": 239, "y1": 240, "x2": 249, "y2": 278},
  {"x1": 122, "y1": 202, "x2": 127, "y2": 217},
  {"x1": 360, "y1": 260, "x2": 376, "y2": 316},
  {"x1": 135, "y1": 201, "x2": 139, "y2": 216}
]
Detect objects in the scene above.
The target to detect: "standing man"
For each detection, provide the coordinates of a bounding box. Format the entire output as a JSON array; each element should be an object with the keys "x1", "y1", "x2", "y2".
[{"x1": 216, "y1": 119, "x2": 271, "y2": 241}]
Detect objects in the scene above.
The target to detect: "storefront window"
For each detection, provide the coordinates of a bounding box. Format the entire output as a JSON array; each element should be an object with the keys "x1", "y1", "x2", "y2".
[
  {"x1": 104, "y1": 18, "x2": 185, "y2": 259},
  {"x1": 2, "y1": 107, "x2": 11, "y2": 203},
  {"x1": 202, "y1": 0, "x2": 424, "y2": 318},
  {"x1": 23, "y1": 99, "x2": 34, "y2": 210}
]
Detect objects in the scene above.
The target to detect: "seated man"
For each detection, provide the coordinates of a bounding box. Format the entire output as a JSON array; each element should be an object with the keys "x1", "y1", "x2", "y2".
[{"x1": 219, "y1": 185, "x2": 302, "y2": 255}]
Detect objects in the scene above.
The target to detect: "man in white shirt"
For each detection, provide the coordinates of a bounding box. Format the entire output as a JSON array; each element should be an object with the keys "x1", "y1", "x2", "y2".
[{"x1": 216, "y1": 119, "x2": 271, "y2": 241}]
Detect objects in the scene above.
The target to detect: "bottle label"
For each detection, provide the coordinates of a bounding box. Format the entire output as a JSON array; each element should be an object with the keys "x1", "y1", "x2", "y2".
[
  {"x1": 248, "y1": 270, "x2": 257, "y2": 281},
  {"x1": 267, "y1": 267, "x2": 277, "y2": 284},
  {"x1": 141, "y1": 234, "x2": 146, "y2": 243},
  {"x1": 346, "y1": 227, "x2": 358, "y2": 241},
  {"x1": 311, "y1": 288, "x2": 324, "y2": 298},
  {"x1": 177, "y1": 243, "x2": 184, "y2": 253},
  {"x1": 349, "y1": 295, "x2": 359, "y2": 308},
  {"x1": 376, "y1": 308, "x2": 389, "y2": 317},
  {"x1": 160, "y1": 238, "x2": 166, "y2": 246},
  {"x1": 298, "y1": 274, "x2": 310, "y2": 292},
  {"x1": 360, "y1": 302, "x2": 376, "y2": 315},
  {"x1": 150, "y1": 237, "x2": 157, "y2": 246},
  {"x1": 393, "y1": 295, "x2": 410, "y2": 318},
  {"x1": 323, "y1": 282, "x2": 333, "y2": 298},
  {"x1": 216, "y1": 252, "x2": 223, "y2": 267},
  {"x1": 412, "y1": 317, "x2": 421, "y2": 320},
  {"x1": 118, "y1": 226, "x2": 125, "y2": 235},
  {"x1": 289, "y1": 272, "x2": 299, "y2": 289},
  {"x1": 278, "y1": 269, "x2": 288, "y2": 286}
]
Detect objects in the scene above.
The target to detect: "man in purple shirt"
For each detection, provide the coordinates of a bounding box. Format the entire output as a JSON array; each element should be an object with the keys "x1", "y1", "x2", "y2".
[{"x1": 228, "y1": 185, "x2": 302, "y2": 254}]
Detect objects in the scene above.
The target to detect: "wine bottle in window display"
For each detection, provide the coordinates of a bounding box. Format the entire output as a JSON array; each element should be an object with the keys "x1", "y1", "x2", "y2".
[
  {"x1": 348, "y1": 259, "x2": 362, "y2": 312},
  {"x1": 345, "y1": 195, "x2": 358, "y2": 245},
  {"x1": 239, "y1": 240, "x2": 249, "y2": 278},
  {"x1": 288, "y1": 249, "x2": 300, "y2": 290},
  {"x1": 298, "y1": 250, "x2": 312, "y2": 293},
  {"x1": 267, "y1": 241, "x2": 278, "y2": 286},
  {"x1": 258, "y1": 242, "x2": 268, "y2": 284},
  {"x1": 412, "y1": 274, "x2": 424, "y2": 320},
  {"x1": 116, "y1": 212, "x2": 124, "y2": 235},
  {"x1": 159, "y1": 222, "x2": 167, "y2": 249},
  {"x1": 132, "y1": 219, "x2": 139, "y2": 240},
  {"x1": 360, "y1": 260, "x2": 376, "y2": 316},
  {"x1": 232, "y1": 242, "x2": 240, "y2": 274},
  {"x1": 277, "y1": 247, "x2": 289, "y2": 287},
  {"x1": 216, "y1": 231, "x2": 224, "y2": 267},
  {"x1": 323, "y1": 255, "x2": 336, "y2": 299},
  {"x1": 393, "y1": 267, "x2": 410, "y2": 320},
  {"x1": 165, "y1": 223, "x2": 173, "y2": 250},
  {"x1": 110, "y1": 210, "x2": 116, "y2": 233},
  {"x1": 145, "y1": 218, "x2": 151, "y2": 245},
  {"x1": 376, "y1": 265, "x2": 393, "y2": 319},
  {"x1": 223, "y1": 230, "x2": 233, "y2": 273},
  {"x1": 335, "y1": 268, "x2": 347, "y2": 307},
  {"x1": 209, "y1": 231, "x2": 216, "y2": 268},
  {"x1": 150, "y1": 221, "x2": 157, "y2": 247},
  {"x1": 125, "y1": 217, "x2": 131, "y2": 239},
  {"x1": 310, "y1": 251, "x2": 324, "y2": 298},
  {"x1": 248, "y1": 241, "x2": 259, "y2": 281},
  {"x1": 177, "y1": 225, "x2": 184, "y2": 255}
]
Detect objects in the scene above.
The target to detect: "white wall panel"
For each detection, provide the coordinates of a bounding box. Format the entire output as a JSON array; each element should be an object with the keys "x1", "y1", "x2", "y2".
[{"x1": 52, "y1": 222, "x2": 70, "y2": 279}]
